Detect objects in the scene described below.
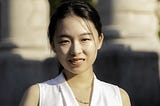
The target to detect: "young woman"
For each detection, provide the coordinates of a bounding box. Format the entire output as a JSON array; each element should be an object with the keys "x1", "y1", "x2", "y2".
[{"x1": 20, "y1": 1, "x2": 131, "y2": 106}]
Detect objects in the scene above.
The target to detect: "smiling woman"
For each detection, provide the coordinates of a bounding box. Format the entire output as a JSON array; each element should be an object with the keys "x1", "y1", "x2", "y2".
[
  {"x1": 52, "y1": 16, "x2": 102, "y2": 75},
  {"x1": 19, "y1": 1, "x2": 131, "y2": 106}
]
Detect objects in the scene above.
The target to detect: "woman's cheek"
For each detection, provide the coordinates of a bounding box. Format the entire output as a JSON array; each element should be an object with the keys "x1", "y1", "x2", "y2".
[
  {"x1": 59, "y1": 46, "x2": 70, "y2": 55},
  {"x1": 84, "y1": 42, "x2": 97, "y2": 51}
]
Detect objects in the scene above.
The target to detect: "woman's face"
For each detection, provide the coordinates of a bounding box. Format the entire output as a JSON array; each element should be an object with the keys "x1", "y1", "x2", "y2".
[{"x1": 53, "y1": 16, "x2": 103, "y2": 74}]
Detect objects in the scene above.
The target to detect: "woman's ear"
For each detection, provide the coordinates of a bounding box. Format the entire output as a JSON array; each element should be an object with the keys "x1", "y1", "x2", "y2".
[
  {"x1": 97, "y1": 33, "x2": 104, "y2": 50},
  {"x1": 51, "y1": 43, "x2": 56, "y2": 53},
  {"x1": 52, "y1": 47, "x2": 56, "y2": 53}
]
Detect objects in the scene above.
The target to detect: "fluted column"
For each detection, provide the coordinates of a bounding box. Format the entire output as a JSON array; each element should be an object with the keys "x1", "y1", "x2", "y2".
[
  {"x1": 97, "y1": 0, "x2": 160, "y2": 52},
  {"x1": 0, "y1": 0, "x2": 50, "y2": 60},
  {"x1": 157, "y1": 0, "x2": 160, "y2": 31}
]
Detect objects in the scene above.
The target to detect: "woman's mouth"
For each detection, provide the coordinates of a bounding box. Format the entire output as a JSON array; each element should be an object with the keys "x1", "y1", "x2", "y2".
[{"x1": 68, "y1": 58, "x2": 85, "y2": 67}]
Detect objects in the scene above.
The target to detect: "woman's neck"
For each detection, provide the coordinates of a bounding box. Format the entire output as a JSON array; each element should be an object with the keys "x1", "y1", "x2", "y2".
[
  {"x1": 63, "y1": 69, "x2": 94, "y2": 106},
  {"x1": 63, "y1": 69, "x2": 94, "y2": 89}
]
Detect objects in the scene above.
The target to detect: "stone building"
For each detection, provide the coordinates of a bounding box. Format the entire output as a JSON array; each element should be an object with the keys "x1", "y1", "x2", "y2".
[{"x1": 0, "y1": 0, "x2": 160, "y2": 106}]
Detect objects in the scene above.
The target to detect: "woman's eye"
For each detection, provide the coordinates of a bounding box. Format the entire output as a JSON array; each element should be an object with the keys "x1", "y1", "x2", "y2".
[
  {"x1": 59, "y1": 40, "x2": 70, "y2": 45},
  {"x1": 81, "y1": 38, "x2": 90, "y2": 42}
]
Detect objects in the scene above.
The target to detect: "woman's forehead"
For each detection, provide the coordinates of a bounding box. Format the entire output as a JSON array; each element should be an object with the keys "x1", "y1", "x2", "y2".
[{"x1": 55, "y1": 16, "x2": 98, "y2": 36}]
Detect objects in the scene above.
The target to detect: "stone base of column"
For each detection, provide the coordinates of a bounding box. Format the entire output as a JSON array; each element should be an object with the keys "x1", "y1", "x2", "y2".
[
  {"x1": 0, "y1": 39, "x2": 52, "y2": 60},
  {"x1": 103, "y1": 37, "x2": 160, "y2": 52}
]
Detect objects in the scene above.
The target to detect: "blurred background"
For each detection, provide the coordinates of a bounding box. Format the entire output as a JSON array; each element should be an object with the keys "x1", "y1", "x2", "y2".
[{"x1": 0, "y1": 0, "x2": 160, "y2": 106}]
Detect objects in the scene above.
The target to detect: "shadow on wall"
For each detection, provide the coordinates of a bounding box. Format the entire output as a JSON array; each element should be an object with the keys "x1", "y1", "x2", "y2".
[
  {"x1": 0, "y1": 0, "x2": 10, "y2": 40},
  {"x1": 0, "y1": 52, "x2": 59, "y2": 106},
  {"x1": 94, "y1": 48, "x2": 160, "y2": 106}
]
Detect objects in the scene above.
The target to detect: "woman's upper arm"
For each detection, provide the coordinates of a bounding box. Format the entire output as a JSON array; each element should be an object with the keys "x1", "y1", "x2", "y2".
[
  {"x1": 19, "y1": 84, "x2": 39, "y2": 106},
  {"x1": 119, "y1": 88, "x2": 131, "y2": 106}
]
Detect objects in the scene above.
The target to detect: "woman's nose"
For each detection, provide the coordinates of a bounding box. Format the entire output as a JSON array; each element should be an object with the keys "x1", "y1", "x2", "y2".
[{"x1": 70, "y1": 41, "x2": 82, "y2": 56}]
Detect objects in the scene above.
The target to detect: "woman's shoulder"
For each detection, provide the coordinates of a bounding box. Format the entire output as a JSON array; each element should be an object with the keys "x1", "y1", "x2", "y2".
[
  {"x1": 119, "y1": 88, "x2": 131, "y2": 106},
  {"x1": 39, "y1": 73, "x2": 65, "y2": 87},
  {"x1": 95, "y1": 78, "x2": 120, "y2": 97},
  {"x1": 96, "y1": 79, "x2": 131, "y2": 106},
  {"x1": 96, "y1": 79, "x2": 119, "y2": 90},
  {"x1": 96, "y1": 79, "x2": 129, "y2": 95},
  {"x1": 19, "y1": 84, "x2": 39, "y2": 106}
]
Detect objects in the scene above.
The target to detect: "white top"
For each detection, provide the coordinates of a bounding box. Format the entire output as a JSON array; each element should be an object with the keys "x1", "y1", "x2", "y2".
[{"x1": 38, "y1": 73, "x2": 122, "y2": 106}]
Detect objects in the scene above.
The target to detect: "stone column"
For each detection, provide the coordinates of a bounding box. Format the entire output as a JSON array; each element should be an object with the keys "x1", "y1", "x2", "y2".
[
  {"x1": 157, "y1": 0, "x2": 160, "y2": 32},
  {"x1": 97, "y1": 0, "x2": 160, "y2": 52},
  {"x1": 97, "y1": 0, "x2": 160, "y2": 79},
  {"x1": 0, "y1": 0, "x2": 50, "y2": 60}
]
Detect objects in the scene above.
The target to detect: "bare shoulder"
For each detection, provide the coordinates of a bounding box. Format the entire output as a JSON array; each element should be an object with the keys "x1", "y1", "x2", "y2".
[
  {"x1": 19, "y1": 84, "x2": 39, "y2": 106},
  {"x1": 119, "y1": 88, "x2": 131, "y2": 106}
]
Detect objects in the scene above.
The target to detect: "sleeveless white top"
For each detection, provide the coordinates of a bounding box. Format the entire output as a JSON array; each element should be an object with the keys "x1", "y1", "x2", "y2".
[{"x1": 38, "y1": 73, "x2": 122, "y2": 106}]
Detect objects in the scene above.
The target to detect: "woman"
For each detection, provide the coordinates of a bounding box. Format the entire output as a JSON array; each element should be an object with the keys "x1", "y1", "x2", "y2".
[{"x1": 20, "y1": 1, "x2": 131, "y2": 106}]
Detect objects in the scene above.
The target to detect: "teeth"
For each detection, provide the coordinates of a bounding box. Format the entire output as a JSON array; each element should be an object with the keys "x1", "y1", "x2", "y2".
[
  {"x1": 71, "y1": 59, "x2": 81, "y2": 62},
  {"x1": 69, "y1": 59, "x2": 84, "y2": 62}
]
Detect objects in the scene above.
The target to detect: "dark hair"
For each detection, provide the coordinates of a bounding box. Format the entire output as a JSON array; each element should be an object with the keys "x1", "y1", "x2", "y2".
[{"x1": 48, "y1": 1, "x2": 102, "y2": 73}]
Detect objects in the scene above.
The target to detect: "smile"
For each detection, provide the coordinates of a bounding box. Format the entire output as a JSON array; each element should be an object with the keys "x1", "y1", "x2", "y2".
[{"x1": 68, "y1": 58, "x2": 85, "y2": 66}]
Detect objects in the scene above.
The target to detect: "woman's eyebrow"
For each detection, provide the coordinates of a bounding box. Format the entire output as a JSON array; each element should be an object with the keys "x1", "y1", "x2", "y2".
[
  {"x1": 80, "y1": 32, "x2": 93, "y2": 36},
  {"x1": 58, "y1": 34, "x2": 71, "y2": 38},
  {"x1": 55, "y1": 35, "x2": 70, "y2": 42},
  {"x1": 58, "y1": 32, "x2": 93, "y2": 38}
]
